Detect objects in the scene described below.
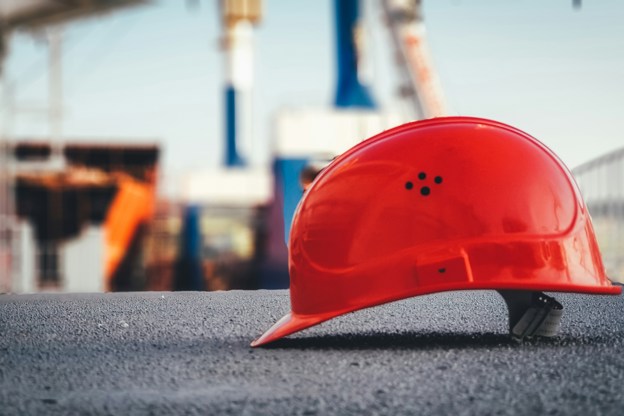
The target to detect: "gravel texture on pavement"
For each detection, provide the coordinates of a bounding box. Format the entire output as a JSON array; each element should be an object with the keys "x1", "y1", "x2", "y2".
[{"x1": 1, "y1": 289, "x2": 623, "y2": 415}]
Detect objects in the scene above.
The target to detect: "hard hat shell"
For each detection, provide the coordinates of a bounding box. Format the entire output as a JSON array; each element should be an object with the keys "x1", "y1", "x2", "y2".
[{"x1": 252, "y1": 116, "x2": 621, "y2": 347}]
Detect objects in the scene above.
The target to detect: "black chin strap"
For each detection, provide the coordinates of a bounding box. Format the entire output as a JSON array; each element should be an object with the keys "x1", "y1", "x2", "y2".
[{"x1": 497, "y1": 291, "x2": 563, "y2": 341}]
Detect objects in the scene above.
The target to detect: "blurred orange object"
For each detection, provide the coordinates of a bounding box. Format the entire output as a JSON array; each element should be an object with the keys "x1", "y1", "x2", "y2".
[{"x1": 104, "y1": 175, "x2": 155, "y2": 289}]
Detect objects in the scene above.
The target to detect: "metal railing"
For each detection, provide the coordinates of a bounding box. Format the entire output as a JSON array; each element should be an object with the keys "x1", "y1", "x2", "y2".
[{"x1": 573, "y1": 148, "x2": 624, "y2": 283}]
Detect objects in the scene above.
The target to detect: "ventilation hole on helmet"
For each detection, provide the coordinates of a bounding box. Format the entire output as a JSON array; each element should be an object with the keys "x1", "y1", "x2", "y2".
[
  {"x1": 434, "y1": 176, "x2": 443, "y2": 184},
  {"x1": 418, "y1": 172, "x2": 427, "y2": 180},
  {"x1": 420, "y1": 186, "x2": 430, "y2": 196},
  {"x1": 405, "y1": 181, "x2": 413, "y2": 190},
  {"x1": 438, "y1": 268, "x2": 446, "y2": 273}
]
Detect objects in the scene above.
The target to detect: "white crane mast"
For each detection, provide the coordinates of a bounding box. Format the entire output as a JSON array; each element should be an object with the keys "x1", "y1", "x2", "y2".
[{"x1": 381, "y1": 0, "x2": 447, "y2": 119}]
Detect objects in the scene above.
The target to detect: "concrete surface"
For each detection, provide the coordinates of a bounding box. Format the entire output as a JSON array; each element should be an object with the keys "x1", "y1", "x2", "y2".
[{"x1": 1, "y1": 289, "x2": 624, "y2": 415}]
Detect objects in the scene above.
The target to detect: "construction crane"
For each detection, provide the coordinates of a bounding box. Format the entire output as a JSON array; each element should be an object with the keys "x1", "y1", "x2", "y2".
[
  {"x1": 382, "y1": 0, "x2": 583, "y2": 118},
  {"x1": 220, "y1": 0, "x2": 262, "y2": 167},
  {"x1": 381, "y1": 0, "x2": 447, "y2": 119}
]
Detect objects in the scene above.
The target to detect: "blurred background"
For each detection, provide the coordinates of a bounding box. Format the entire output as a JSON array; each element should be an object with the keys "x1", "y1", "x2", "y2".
[{"x1": 1, "y1": 0, "x2": 623, "y2": 293}]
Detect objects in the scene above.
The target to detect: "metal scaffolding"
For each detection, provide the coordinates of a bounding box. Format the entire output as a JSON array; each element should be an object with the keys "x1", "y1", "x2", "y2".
[{"x1": 573, "y1": 148, "x2": 624, "y2": 283}]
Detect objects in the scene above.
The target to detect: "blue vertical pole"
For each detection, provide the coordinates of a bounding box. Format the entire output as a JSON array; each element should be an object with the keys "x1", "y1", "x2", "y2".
[
  {"x1": 274, "y1": 157, "x2": 309, "y2": 243},
  {"x1": 174, "y1": 205, "x2": 205, "y2": 291},
  {"x1": 334, "y1": 0, "x2": 376, "y2": 109},
  {"x1": 223, "y1": 17, "x2": 254, "y2": 168},
  {"x1": 225, "y1": 86, "x2": 246, "y2": 167}
]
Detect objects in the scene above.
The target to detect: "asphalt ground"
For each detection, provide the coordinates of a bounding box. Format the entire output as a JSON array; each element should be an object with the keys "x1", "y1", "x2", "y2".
[{"x1": 1, "y1": 289, "x2": 624, "y2": 415}]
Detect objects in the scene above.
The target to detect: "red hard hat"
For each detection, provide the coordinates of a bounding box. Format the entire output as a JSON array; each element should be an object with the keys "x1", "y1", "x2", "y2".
[{"x1": 252, "y1": 116, "x2": 621, "y2": 347}]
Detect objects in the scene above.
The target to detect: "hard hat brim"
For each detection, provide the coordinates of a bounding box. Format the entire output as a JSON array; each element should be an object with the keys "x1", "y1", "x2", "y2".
[
  {"x1": 251, "y1": 283, "x2": 621, "y2": 347},
  {"x1": 250, "y1": 311, "x2": 336, "y2": 347}
]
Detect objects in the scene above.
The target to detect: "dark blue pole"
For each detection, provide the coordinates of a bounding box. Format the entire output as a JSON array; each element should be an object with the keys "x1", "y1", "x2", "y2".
[
  {"x1": 334, "y1": 0, "x2": 376, "y2": 109},
  {"x1": 174, "y1": 205, "x2": 205, "y2": 291},
  {"x1": 224, "y1": 86, "x2": 246, "y2": 167}
]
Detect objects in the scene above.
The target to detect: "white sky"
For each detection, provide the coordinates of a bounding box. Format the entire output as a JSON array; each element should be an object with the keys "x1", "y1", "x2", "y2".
[{"x1": 3, "y1": 0, "x2": 624, "y2": 193}]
